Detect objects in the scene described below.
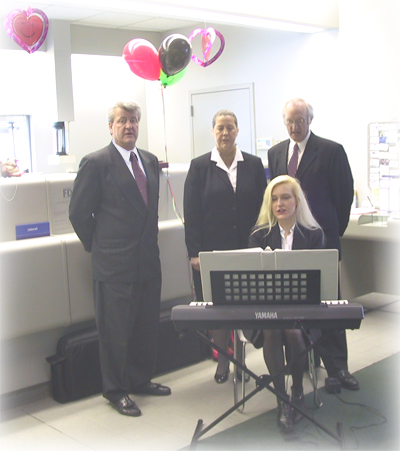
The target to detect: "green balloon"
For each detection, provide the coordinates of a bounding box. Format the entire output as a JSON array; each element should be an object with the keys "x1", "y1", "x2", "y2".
[{"x1": 159, "y1": 68, "x2": 187, "y2": 87}]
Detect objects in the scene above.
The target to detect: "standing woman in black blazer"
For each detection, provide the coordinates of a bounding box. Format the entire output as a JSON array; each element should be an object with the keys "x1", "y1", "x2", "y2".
[
  {"x1": 249, "y1": 175, "x2": 324, "y2": 432},
  {"x1": 184, "y1": 110, "x2": 267, "y2": 383}
]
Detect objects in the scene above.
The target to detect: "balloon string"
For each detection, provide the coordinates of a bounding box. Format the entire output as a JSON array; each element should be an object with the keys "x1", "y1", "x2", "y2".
[
  {"x1": 160, "y1": 86, "x2": 184, "y2": 224},
  {"x1": 161, "y1": 86, "x2": 168, "y2": 163}
]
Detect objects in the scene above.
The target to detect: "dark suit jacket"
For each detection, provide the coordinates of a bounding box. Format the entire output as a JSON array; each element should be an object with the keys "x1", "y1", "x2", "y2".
[
  {"x1": 249, "y1": 223, "x2": 324, "y2": 251},
  {"x1": 69, "y1": 142, "x2": 161, "y2": 284},
  {"x1": 184, "y1": 151, "x2": 267, "y2": 258},
  {"x1": 268, "y1": 132, "x2": 353, "y2": 254}
]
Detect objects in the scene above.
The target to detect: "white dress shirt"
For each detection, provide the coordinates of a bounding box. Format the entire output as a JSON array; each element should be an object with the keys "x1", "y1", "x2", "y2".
[
  {"x1": 279, "y1": 223, "x2": 295, "y2": 250},
  {"x1": 113, "y1": 139, "x2": 146, "y2": 178},
  {"x1": 211, "y1": 145, "x2": 244, "y2": 192}
]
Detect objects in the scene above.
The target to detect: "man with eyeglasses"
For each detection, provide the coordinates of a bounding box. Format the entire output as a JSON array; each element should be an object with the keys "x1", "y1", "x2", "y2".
[{"x1": 268, "y1": 98, "x2": 359, "y2": 393}]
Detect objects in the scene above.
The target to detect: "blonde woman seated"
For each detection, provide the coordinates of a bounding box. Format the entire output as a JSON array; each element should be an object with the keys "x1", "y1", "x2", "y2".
[{"x1": 249, "y1": 175, "x2": 324, "y2": 432}]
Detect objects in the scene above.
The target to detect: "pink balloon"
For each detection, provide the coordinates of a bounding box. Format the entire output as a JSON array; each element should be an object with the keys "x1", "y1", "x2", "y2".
[
  {"x1": 188, "y1": 28, "x2": 225, "y2": 67},
  {"x1": 4, "y1": 8, "x2": 49, "y2": 54},
  {"x1": 123, "y1": 39, "x2": 161, "y2": 81}
]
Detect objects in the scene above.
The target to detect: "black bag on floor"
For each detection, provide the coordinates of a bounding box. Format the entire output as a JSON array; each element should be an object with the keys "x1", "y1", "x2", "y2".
[{"x1": 46, "y1": 326, "x2": 102, "y2": 403}]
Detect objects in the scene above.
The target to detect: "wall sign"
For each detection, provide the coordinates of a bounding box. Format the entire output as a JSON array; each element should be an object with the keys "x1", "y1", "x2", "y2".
[{"x1": 368, "y1": 122, "x2": 400, "y2": 212}]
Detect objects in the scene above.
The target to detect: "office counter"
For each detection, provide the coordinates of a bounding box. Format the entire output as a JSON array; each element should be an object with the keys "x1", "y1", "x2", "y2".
[
  {"x1": 341, "y1": 213, "x2": 400, "y2": 302},
  {"x1": 0, "y1": 168, "x2": 191, "y2": 397},
  {"x1": 345, "y1": 213, "x2": 400, "y2": 242}
]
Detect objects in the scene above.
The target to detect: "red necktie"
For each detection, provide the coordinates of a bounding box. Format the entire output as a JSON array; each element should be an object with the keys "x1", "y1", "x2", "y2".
[
  {"x1": 288, "y1": 143, "x2": 299, "y2": 177},
  {"x1": 130, "y1": 152, "x2": 148, "y2": 206}
]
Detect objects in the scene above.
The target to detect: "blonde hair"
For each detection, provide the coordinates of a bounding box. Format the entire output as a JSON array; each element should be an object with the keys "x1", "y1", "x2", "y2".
[{"x1": 254, "y1": 175, "x2": 321, "y2": 234}]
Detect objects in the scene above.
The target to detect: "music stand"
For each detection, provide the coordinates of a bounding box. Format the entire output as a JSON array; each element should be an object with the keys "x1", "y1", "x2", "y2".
[
  {"x1": 200, "y1": 248, "x2": 339, "y2": 304},
  {"x1": 187, "y1": 249, "x2": 346, "y2": 449}
]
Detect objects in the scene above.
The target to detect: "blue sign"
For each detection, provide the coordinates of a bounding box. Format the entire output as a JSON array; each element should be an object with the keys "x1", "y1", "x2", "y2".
[{"x1": 16, "y1": 222, "x2": 50, "y2": 240}]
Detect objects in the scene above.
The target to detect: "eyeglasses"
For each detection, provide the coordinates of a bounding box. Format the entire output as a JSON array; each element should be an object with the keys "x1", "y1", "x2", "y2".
[{"x1": 284, "y1": 118, "x2": 306, "y2": 126}]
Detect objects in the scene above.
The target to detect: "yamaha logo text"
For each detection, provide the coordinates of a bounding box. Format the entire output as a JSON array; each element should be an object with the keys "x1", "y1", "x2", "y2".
[{"x1": 255, "y1": 311, "x2": 278, "y2": 320}]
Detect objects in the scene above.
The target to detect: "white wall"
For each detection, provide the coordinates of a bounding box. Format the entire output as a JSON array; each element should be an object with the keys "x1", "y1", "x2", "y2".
[
  {"x1": 69, "y1": 54, "x2": 148, "y2": 159},
  {"x1": 336, "y1": 0, "x2": 400, "y2": 206}
]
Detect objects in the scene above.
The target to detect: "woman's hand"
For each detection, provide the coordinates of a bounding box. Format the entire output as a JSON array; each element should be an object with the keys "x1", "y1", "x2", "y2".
[{"x1": 190, "y1": 257, "x2": 200, "y2": 271}]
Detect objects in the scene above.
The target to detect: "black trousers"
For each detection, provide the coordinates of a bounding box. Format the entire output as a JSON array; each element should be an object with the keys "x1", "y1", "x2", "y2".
[
  {"x1": 93, "y1": 277, "x2": 162, "y2": 398},
  {"x1": 312, "y1": 328, "x2": 348, "y2": 376},
  {"x1": 192, "y1": 268, "x2": 204, "y2": 302}
]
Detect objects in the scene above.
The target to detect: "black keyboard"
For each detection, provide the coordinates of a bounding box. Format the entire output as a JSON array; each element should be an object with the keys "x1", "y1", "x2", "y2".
[{"x1": 171, "y1": 301, "x2": 364, "y2": 331}]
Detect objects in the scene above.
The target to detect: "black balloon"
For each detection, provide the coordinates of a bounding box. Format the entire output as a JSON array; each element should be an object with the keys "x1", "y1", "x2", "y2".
[{"x1": 158, "y1": 34, "x2": 192, "y2": 76}]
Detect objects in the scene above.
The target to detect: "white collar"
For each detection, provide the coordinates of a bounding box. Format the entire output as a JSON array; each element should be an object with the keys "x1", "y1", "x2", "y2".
[
  {"x1": 211, "y1": 146, "x2": 244, "y2": 170},
  {"x1": 278, "y1": 222, "x2": 296, "y2": 237},
  {"x1": 113, "y1": 139, "x2": 138, "y2": 163}
]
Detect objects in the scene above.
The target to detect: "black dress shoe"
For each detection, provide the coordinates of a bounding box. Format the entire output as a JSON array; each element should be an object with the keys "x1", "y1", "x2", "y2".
[
  {"x1": 277, "y1": 396, "x2": 294, "y2": 432},
  {"x1": 133, "y1": 381, "x2": 171, "y2": 396},
  {"x1": 336, "y1": 370, "x2": 360, "y2": 390},
  {"x1": 291, "y1": 391, "x2": 305, "y2": 424},
  {"x1": 106, "y1": 395, "x2": 142, "y2": 417},
  {"x1": 214, "y1": 369, "x2": 230, "y2": 384}
]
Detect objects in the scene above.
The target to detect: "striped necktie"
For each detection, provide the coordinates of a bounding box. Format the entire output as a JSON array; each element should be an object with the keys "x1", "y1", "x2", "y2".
[
  {"x1": 288, "y1": 143, "x2": 299, "y2": 177},
  {"x1": 130, "y1": 152, "x2": 148, "y2": 206}
]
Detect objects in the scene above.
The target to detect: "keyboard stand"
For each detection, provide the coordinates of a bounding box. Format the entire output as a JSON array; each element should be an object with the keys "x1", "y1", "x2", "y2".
[{"x1": 189, "y1": 329, "x2": 345, "y2": 450}]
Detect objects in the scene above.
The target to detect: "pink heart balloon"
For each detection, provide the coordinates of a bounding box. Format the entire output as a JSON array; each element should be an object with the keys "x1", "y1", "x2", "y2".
[
  {"x1": 123, "y1": 38, "x2": 161, "y2": 81},
  {"x1": 201, "y1": 28, "x2": 215, "y2": 61},
  {"x1": 188, "y1": 27, "x2": 225, "y2": 68},
  {"x1": 4, "y1": 8, "x2": 49, "y2": 54}
]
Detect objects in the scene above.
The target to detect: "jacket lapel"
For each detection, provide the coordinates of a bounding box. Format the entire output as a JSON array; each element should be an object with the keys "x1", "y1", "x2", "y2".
[
  {"x1": 211, "y1": 159, "x2": 233, "y2": 190},
  {"x1": 292, "y1": 224, "x2": 308, "y2": 249},
  {"x1": 296, "y1": 132, "x2": 318, "y2": 179},
  {"x1": 271, "y1": 224, "x2": 282, "y2": 249},
  {"x1": 107, "y1": 144, "x2": 148, "y2": 218},
  {"x1": 277, "y1": 141, "x2": 290, "y2": 175},
  {"x1": 137, "y1": 148, "x2": 157, "y2": 207}
]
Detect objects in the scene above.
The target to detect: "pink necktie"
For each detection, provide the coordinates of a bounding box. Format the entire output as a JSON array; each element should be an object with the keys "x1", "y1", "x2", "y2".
[
  {"x1": 130, "y1": 152, "x2": 148, "y2": 206},
  {"x1": 288, "y1": 143, "x2": 299, "y2": 177}
]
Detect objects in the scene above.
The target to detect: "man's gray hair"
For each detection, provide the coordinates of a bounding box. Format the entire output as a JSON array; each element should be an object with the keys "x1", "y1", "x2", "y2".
[
  {"x1": 108, "y1": 101, "x2": 142, "y2": 123},
  {"x1": 282, "y1": 98, "x2": 314, "y2": 122}
]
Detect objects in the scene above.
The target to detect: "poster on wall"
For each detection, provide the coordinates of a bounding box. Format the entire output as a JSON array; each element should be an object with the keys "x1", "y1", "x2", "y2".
[{"x1": 368, "y1": 122, "x2": 400, "y2": 212}]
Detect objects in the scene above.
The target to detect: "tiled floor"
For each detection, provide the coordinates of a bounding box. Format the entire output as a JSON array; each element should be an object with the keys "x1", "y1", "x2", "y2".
[{"x1": 1, "y1": 307, "x2": 399, "y2": 451}]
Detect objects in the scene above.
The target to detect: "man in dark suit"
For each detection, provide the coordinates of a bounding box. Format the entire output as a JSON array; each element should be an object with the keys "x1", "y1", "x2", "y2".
[
  {"x1": 268, "y1": 98, "x2": 359, "y2": 391},
  {"x1": 69, "y1": 101, "x2": 170, "y2": 417}
]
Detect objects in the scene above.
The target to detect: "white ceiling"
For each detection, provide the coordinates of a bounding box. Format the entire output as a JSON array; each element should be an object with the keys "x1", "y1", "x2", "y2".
[
  {"x1": 0, "y1": 0, "x2": 339, "y2": 33},
  {"x1": 0, "y1": 1, "x2": 200, "y2": 32}
]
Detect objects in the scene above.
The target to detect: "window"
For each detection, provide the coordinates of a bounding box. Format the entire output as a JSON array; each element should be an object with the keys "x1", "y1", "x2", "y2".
[{"x1": 0, "y1": 115, "x2": 32, "y2": 174}]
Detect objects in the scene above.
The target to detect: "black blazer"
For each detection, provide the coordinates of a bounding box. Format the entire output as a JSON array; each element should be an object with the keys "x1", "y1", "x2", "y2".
[
  {"x1": 184, "y1": 151, "x2": 267, "y2": 258},
  {"x1": 69, "y1": 142, "x2": 161, "y2": 283},
  {"x1": 249, "y1": 223, "x2": 324, "y2": 251},
  {"x1": 268, "y1": 132, "x2": 353, "y2": 253}
]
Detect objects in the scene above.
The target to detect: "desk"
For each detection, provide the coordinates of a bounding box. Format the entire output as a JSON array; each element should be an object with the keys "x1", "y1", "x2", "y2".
[{"x1": 341, "y1": 214, "x2": 400, "y2": 301}]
